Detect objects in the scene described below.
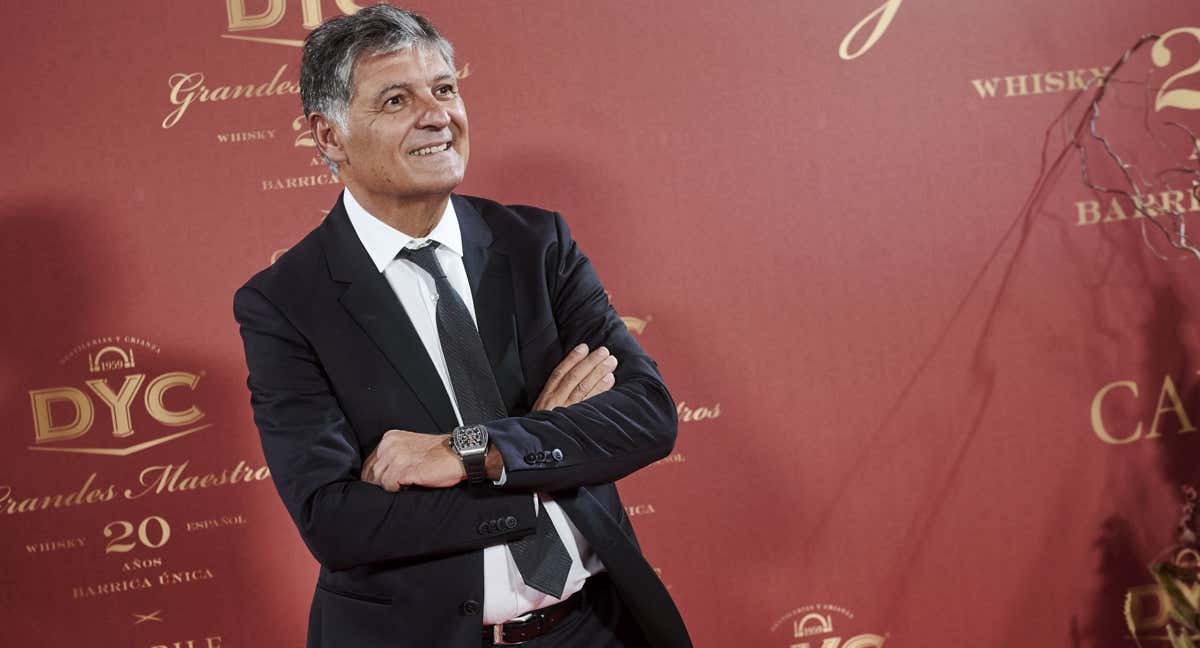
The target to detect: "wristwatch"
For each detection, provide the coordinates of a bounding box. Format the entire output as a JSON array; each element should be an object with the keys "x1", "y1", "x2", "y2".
[{"x1": 449, "y1": 424, "x2": 489, "y2": 485}]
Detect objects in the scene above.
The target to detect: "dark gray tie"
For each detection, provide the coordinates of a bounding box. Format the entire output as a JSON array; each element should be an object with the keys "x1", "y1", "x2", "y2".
[{"x1": 399, "y1": 242, "x2": 572, "y2": 598}]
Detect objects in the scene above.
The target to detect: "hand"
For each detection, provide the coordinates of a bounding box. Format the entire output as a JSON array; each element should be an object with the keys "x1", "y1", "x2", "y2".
[
  {"x1": 361, "y1": 430, "x2": 465, "y2": 492},
  {"x1": 532, "y1": 344, "x2": 617, "y2": 411}
]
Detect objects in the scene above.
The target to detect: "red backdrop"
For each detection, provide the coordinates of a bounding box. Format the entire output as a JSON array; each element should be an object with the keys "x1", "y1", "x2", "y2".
[{"x1": 3, "y1": 1, "x2": 1200, "y2": 646}]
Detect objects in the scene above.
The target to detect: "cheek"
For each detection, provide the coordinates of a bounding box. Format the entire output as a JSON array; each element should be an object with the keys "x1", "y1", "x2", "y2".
[
  {"x1": 454, "y1": 117, "x2": 470, "y2": 154},
  {"x1": 451, "y1": 103, "x2": 469, "y2": 132}
]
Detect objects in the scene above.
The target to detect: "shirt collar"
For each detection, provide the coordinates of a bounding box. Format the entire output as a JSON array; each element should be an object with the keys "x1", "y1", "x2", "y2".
[{"x1": 342, "y1": 188, "x2": 463, "y2": 273}]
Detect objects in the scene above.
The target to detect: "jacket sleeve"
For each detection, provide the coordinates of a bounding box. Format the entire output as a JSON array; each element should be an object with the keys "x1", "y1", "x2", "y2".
[
  {"x1": 234, "y1": 285, "x2": 535, "y2": 572},
  {"x1": 487, "y1": 212, "x2": 679, "y2": 492}
]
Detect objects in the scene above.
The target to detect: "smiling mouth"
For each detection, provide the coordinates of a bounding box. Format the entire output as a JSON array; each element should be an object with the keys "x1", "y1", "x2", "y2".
[{"x1": 409, "y1": 142, "x2": 450, "y2": 157}]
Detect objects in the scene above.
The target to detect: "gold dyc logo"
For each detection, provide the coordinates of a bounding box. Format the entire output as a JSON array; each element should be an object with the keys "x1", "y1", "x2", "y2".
[
  {"x1": 222, "y1": 0, "x2": 365, "y2": 47},
  {"x1": 27, "y1": 338, "x2": 209, "y2": 456}
]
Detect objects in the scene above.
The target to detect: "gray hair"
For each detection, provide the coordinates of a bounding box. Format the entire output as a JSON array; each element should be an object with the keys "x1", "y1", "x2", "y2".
[{"x1": 300, "y1": 5, "x2": 455, "y2": 173}]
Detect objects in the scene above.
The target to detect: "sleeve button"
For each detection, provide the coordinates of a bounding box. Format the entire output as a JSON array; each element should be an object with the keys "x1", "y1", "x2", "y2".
[
  {"x1": 551, "y1": 448, "x2": 563, "y2": 462},
  {"x1": 461, "y1": 600, "x2": 480, "y2": 615},
  {"x1": 505, "y1": 516, "x2": 518, "y2": 529},
  {"x1": 477, "y1": 522, "x2": 489, "y2": 535}
]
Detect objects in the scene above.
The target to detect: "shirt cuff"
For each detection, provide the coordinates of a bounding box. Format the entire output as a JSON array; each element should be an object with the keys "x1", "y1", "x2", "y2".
[{"x1": 493, "y1": 465, "x2": 507, "y2": 486}]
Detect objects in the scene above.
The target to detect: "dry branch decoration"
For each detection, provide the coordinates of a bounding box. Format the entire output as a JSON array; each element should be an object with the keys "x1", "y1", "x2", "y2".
[
  {"x1": 1055, "y1": 30, "x2": 1200, "y2": 261},
  {"x1": 1074, "y1": 31, "x2": 1200, "y2": 646}
]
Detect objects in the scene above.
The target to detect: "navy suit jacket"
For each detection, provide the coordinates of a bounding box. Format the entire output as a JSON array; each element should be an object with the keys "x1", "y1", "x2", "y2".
[{"x1": 234, "y1": 194, "x2": 692, "y2": 648}]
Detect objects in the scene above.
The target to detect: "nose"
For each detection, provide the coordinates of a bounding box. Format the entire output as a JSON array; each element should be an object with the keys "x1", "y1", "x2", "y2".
[{"x1": 415, "y1": 93, "x2": 451, "y2": 130}]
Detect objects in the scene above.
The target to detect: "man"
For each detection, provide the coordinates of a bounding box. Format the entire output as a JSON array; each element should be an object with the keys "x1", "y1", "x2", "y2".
[{"x1": 234, "y1": 6, "x2": 692, "y2": 647}]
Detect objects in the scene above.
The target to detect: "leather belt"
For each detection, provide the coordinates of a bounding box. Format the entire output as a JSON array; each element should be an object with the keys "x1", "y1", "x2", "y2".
[{"x1": 482, "y1": 590, "x2": 584, "y2": 645}]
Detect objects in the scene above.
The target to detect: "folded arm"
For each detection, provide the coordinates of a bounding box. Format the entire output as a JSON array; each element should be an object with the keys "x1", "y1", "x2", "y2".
[
  {"x1": 359, "y1": 342, "x2": 618, "y2": 490},
  {"x1": 235, "y1": 285, "x2": 536, "y2": 572},
  {"x1": 487, "y1": 212, "x2": 679, "y2": 492}
]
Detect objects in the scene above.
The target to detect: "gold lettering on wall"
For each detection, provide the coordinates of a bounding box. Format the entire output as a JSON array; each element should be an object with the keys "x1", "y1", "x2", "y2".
[
  {"x1": 24, "y1": 536, "x2": 86, "y2": 554},
  {"x1": 223, "y1": 0, "x2": 365, "y2": 46},
  {"x1": 1090, "y1": 374, "x2": 1197, "y2": 444},
  {"x1": 970, "y1": 67, "x2": 1111, "y2": 100},
  {"x1": 839, "y1": 0, "x2": 904, "y2": 61},
  {"x1": 163, "y1": 65, "x2": 298, "y2": 129},
  {"x1": 29, "y1": 372, "x2": 207, "y2": 455},
  {"x1": 104, "y1": 516, "x2": 172, "y2": 553},
  {"x1": 770, "y1": 603, "x2": 888, "y2": 647},
  {"x1": 185, "y1": 514, "x2": 248, "y2": 532},
  {"x1": 620, "y1": 315, "x2": 651, "y2": 334},
  {"x1": 215, "y1": 129, "x2": 276, "y2": 144},
  {"x1": 653, "y1": 452, "x2": 686, "y2": 466},
  {"x1": 0, "y1": 458, "x2": 271, "y2": 515},
  {"x1": 1074, "y1": 190, "x2": 1200, "y2": 227},
  {"x1": 625, "y1": 503, "x2": 656, "y2": 517},
  {"x1": 68, "y1": 565, "x2": 215, "y2": 600},
  {"x1": 293, "y1": 114, "x2": 317, "y2": 148},
  {"x1": 72, "y1": 577, "x2": 153, "y2": 600},
  {"x1": 59, "y1": 337, "x2": 160, "y2": 366},
  {"x1": 122, "y1": 556, "x2": 163, "y2": 573},
  {"x1": 124, "y1": 460, "x2": 272, "y2": 500},
  {"x1": 1152, "y1": 27, "x2": 1200, "y2": 111},
  {"x1": 971, "y1": 25, "x2": 1200, "y2": 106},
  {"x1": 677, "y1": 400, "x2": 721, "y2": 423},
  {"x1": 225, "y1": 0, "x2": 285, "y2": 31},
  {"x1": 1133, "y1": 580, "x2": 1200, "y2": 629},
  {"x1": 260, "y1": 173, "x2": 341, "y2": 191},
  {"x1": 29, "y1": 387, "x2": 94, "y2": 443}
]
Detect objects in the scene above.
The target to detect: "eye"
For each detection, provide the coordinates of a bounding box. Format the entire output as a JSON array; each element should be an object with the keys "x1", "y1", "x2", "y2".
[
  {"x1": 384, "y1": 95, "x2": 406, "y2": 109},
  {"x1": 435, "y1": 84, "x2": 458, "y2": 97}
]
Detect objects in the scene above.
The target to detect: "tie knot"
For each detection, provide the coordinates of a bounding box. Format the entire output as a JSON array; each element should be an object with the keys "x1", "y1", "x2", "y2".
[{"x1": 399, "y1": 242, "x2": 446, "y2": 279}]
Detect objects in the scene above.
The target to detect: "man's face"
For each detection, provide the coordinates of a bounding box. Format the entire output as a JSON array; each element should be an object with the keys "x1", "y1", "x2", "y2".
[{"x1": 334, "y1": 46, "x2": 468, "y2": 201}]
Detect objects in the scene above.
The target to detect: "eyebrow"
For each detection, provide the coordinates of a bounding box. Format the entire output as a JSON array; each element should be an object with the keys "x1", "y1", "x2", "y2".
[
  {"x1": 374, "y1": 82, "x2": 411, "y2": 102},
  {"x1": 373, "y1": 74, "x2": 457, "y2": 103}
]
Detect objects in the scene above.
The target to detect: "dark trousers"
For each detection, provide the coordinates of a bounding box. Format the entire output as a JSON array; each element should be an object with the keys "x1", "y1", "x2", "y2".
[{"x1": 483, "y1": 574, "x2": 649, "y2": 647}]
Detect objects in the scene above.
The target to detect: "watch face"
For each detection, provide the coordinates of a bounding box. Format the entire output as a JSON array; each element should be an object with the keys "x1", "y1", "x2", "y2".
[{"x1": 455, "y1": 426, "x2": 486, "y2": 451}]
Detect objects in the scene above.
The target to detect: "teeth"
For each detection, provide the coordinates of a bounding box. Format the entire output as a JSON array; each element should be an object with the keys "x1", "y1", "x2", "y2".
[{"x1": 410, "y1": 143, "x2": 450, "y2": 156}]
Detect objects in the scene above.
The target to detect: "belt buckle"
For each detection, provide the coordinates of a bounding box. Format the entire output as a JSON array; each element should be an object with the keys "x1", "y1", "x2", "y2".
[
  {"x1": 492, "y1": 611, "x2": 540, "y2": 645},
  {"x1": 492, "y1": 624, "x2": 518, "y2": 645}
]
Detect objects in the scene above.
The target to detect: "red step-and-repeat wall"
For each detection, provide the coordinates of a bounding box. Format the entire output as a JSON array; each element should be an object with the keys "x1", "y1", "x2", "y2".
[{"x1": 3, "y1": 1, "x2": 1199, "y2": 646}]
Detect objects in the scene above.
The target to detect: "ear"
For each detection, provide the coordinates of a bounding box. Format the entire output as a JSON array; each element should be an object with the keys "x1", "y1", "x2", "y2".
[{"x1": 310, "y1": 113, "x2": 349, "y2": 166}]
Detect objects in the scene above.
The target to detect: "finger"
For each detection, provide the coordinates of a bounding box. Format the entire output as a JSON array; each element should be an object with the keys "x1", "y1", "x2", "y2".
[
  {"x1": 585, "y1": 365, "x2": 617, "y2": 399},
  {"x1": 571, "y1": 354, "x2": 617, "y2": 404},
  {"x1": 534, "y1": 344, "x2": 591, "y2": 411},
  {"x1": 361, "y1": 453, "x2": 378, "y2": 484},
  {"x1": 542, "y1": 343, "x2": 588, "y2": 398},
  {"x1": 554, "y1": 346, "x2": 609, "y2": 402},
  {"x1": 379, "y1": 463, "x2": 404, "y2": 492}
]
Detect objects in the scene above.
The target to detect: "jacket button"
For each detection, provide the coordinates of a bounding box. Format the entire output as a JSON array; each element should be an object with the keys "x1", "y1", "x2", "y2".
[
  {"x1": 551, "y1": 448, "x2": 563, "y2": 462},
  {"x1": 505, "y1": 515, "x2": 518, "y2": 529},
  {"x1": 477, "y1": 522, "x2": 489, "y2": 535},
  {"x1": 461, "y1": 600, "x2": 480, "y2": 615}
]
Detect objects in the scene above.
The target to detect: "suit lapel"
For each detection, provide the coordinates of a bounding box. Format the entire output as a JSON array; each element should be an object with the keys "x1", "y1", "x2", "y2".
[
  {"x1": 455, "y1": 196, "x2": 528, "y2": 415},
  {"x1": 320, "y1": 196, "x2": 458, "y2": 434}
]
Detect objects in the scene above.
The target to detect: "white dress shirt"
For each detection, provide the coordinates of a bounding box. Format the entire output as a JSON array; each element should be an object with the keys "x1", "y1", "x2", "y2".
[{"x1": 342, "y1": 189, "x2": 603, "y2": 624}]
